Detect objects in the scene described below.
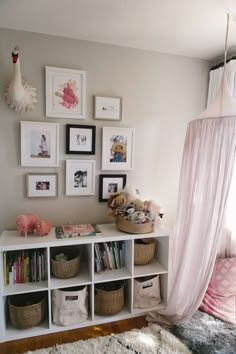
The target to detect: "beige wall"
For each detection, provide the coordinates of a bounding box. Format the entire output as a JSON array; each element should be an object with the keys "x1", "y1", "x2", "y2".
[{"x1": 0, "y1": 28, "x2": 210, "y2": 233}]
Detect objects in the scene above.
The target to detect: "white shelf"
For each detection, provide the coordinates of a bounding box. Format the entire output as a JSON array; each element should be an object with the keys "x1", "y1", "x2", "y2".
[{"x1": 0, "y1": 223, "x2": 169, "y2": 343}]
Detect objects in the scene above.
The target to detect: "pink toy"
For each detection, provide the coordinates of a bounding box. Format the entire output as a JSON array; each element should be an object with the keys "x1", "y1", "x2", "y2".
[
  {"x1": 16, "y1": 214, "x2": 31, "y2": 237},
  {"x1": 26, "y1": 213, "x2": 39, "y2": 233},
  {"x1": 36, "y1": 220, "x2": 52, "y2": 236}
]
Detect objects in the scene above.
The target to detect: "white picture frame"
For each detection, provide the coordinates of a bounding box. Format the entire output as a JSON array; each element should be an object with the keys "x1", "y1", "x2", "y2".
[
  {"x1": 46, "y1": 66, "x2": 86, "y2": 119},
  {"x1": 66, "y1": 160, "x2": 95, "y2": 196},
  {"x1": 21, "y1": 121, "x2": 59, "y2": 167},
  {"x1": 102, "y1": 127, "x2": 135, "y2": 170},
  {"x1": 94, "y1": 96, "x2": 122, "y2": 121},
  {"x1": 26, "y1": 173, "x2": 58, "y2": 198}
]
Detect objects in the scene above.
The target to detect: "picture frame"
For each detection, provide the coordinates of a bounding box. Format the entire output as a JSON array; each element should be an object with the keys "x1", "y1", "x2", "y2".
[
  {"x1": 99, "y1": 174, "x2": 127, "y2": 202},
  {"x1": 66, "y1": 124, "x2": 96, "y2": 155},
  {"x1": 66, "y1": 160, "x2": 95, "y2": 196},
  {"x1": 102, "y1": 127, "x2": 135, "y2": 170},
  {"x1": 26, "y1": 173, "x2": 58, "y2": 198},
  {"x1": 94, "y1": 95, "x2": 122, "y2": 121},
  {"x1": 21, "y1": 121, "x2": 59, "y2": 167},
  {"x1": 46, "y1": 66, "x2": 86, "y2": 119}
]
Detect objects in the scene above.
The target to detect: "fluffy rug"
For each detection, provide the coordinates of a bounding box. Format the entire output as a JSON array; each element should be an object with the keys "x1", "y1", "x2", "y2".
[
  {"x1": 171, "y1": 310, "x2": 236, "y2": 354},
  {"x1": 24, "y1": 323, "x2": 192, "y2": 354}
]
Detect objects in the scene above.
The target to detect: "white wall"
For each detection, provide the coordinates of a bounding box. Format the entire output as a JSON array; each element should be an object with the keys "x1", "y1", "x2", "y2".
[{"x1": 0, "y1": 28, "x2": 210, "y2": 233}]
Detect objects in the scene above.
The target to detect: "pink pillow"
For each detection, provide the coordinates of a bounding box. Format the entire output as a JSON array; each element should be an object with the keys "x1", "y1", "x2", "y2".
[{"x1": 199, "y1": 257, "x2": 236, "y2": 324}]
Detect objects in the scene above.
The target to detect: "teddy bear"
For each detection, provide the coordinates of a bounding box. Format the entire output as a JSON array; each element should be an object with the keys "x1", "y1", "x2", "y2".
[
  {"x1": 131, "y1": 198, "x2": 146, "y2": 212},
  {"x1": 107, "y1": 192, "x2": 128, "y2": 216}
]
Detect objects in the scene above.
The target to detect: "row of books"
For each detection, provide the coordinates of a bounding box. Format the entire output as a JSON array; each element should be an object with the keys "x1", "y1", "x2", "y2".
[
  {"x1": 94, "y1": 241, "x2": 125, "y2": 273},
  {"x1": 3, "y1": 249, "x2": 48, "y2": 285}
]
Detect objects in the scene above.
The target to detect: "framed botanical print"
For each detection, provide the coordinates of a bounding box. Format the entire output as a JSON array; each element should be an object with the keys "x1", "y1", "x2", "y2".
[
  {"x1": 21, "y1": 121, "x2": 59, "y2": 167},
  {"x1": 102, "y1": 127, "x2": 135, "y2": 170},
  {"x1": 66, "y1": 160, "x2": 95, "y2": 196},
  {"x1": 45, "y1": 66, "x2": 86, "y2": 119},
  {"x1": 66, "y1": 124, "x2": 96, "y2": 155},
  {"x1": 99, "y1": 174, "x2": 127, "y2": 202}
]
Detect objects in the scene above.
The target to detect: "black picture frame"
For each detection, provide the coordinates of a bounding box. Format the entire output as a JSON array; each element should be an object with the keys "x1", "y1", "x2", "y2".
[
  {"x1": 99, "y1": 174, "x2": 127, "y2": 202},
  {"x1": 66, "y1": 124, "x2": 96, "y2": 155}
]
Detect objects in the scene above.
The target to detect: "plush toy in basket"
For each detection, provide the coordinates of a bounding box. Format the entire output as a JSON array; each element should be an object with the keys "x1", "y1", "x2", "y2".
[{"x1": 107, "y1": 185, "x2": 163, "y2": 234}]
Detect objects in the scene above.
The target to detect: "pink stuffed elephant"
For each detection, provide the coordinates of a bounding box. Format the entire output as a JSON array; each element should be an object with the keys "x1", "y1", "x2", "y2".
[{"x1": 36, "y1": 220, "x2": 52, "y2": 236}]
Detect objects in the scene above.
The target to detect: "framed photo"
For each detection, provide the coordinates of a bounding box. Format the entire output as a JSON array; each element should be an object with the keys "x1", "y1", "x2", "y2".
[
  {"x1": 66, "y1": 160, "x2": 95, "y2": 196},
  {"x1": 66, "y1": 124, "x2": 96, "y2": 155},
  {"x1": 102, "y1": 127, "x2": 134, "y2": 170},
  {"x1": 46, "y1": 66, "x2": 86, "y2": 119},
  {"x1": 99, "y1": 174, "x2": 127, "y2": 202},
  {"x1": 26, "y1": 173, "x2": 58, "y2": 198},
  {"x1": 21, "y1": 121, "x2": 59, "y2": 167},
  {"x1": 94, "y1": 96, "x2": 122, "y2": 121}
]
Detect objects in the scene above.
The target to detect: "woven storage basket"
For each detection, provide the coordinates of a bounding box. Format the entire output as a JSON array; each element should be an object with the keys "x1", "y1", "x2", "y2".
[
  {"x1": 134, "y1": 238, "x2": 156, "y2": 265},
  {"x1": 8, "y1": 293, "x2": 47, "y2": 329},
  {"x1": 95, "y1": 282, "x2": 124, "y2": 315},
  {"x1": 116, "y1": 215, "x2": 154, "y2": 234},
  {"x1": 51, "y1": 247, "x2": 80, "y2": 279}
]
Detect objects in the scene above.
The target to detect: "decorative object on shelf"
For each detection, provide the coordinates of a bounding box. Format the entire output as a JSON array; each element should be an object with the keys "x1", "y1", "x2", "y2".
[
  {"x1": 21, "y1": 121, "x2": 59, "y2": 167},
  {"x1": 46, "y1": 66, "x2": 86, "y2": 119},
  {"x1": 16, "y1": 213, "x2": 39, "y2": 236},
  {"x1": 95, "y1": 281, "x2": 125, "y2": 315},
  {"x1": 8, "y1": 292, "x2": 47, "y2": 329},
  {"x1": 107, "y1": 185, "x2": 163, "y2": 234},
  {"x1": 66, "y1": 159, "x2": 95, "y2": 196},
  {"x1": 52, "y1": 286, "x2": 88, "y2": 326},
  {"x1": 36, "y1": 220, "x2": 52, "y2": 236},
  {"x1": 133, "y1": 275, "x2": 161, "y2": 308},
  {"x1": 99, "y1": 174, "x2": 127, "y2": 202},
  {"x1": 66, "y1": 124, "x2": 96, "y2": 155},
  {"x1": 94, "y1": 95, "x2": 122, "y2": 121},
  {"x1": 55, "y1": 224, "x2": 102, "y2": 238},
  {"x1": 134, "y1": 238, "x2": 156, "y2": 265},
  {"x1": 5, "y1": 46, "x2": 37, "y2": 113},
  {"x1": 51, "y1": 247, "x2": 80, "y2": 278},
  {"x1": 102, "y1": 127, "x2": 134, "y2": 170},
  {"x1": 26, "y1": 173, "x2": 58, "y2": 198}
]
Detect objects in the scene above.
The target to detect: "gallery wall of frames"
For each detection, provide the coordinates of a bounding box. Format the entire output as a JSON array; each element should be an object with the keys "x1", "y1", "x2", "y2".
[{"x1": 22, "y1": 66, "x2": 134, "y2": 202}]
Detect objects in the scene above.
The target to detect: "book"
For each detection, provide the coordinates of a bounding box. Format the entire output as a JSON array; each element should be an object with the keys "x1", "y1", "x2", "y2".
[{"x1": 55, "y1": 224, "x2": 102, "y2": 238}]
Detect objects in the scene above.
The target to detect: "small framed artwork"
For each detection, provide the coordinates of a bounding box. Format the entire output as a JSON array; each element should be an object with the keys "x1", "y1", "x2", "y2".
[
  {"x1": 46, "y1": 66, "x2": 86, "y2": 119},
  {"x1": 102, "y1": 127, "x2": 135, "y2": 170},
  {"x1": 66, "y1": 124, "x2": 96, "y2": 155},
  {"x1": 94, "y1": 96, "x2": 122, "y2": 121},
  {"x1": 99, "y1": 174, "x2": 127, "y2": 202},
  {"x1": 66, "y1": 160, "x2": 95, "y2": 196},
  {"x1": 21, "y1": 121, "x2": 59, "y2": 167},
  {"x1": 26, "y1": 173, "x2": 58, "y2": 198}
]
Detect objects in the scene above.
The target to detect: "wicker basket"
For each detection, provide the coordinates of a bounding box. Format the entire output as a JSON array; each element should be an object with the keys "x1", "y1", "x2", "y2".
[
  {"x1": 116, "y1": 215, "x2": 154, "y2": 234},
  {"x1": 95, "y1": 282, "x2": 124, "y2": 315},
  {"x1": 8, "y1": 293, "x2": 47, "y2": 329},
  {"x1": 134, "y1": 238, "x2": 156, "y2": 265},
  {"x1": 51, "y1": 247, "x2": 80, "y2": 279}
]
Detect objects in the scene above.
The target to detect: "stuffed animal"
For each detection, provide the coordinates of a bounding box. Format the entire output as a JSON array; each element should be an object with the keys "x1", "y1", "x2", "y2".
[
  {"x1": 131, "y1": 198, "x2": 146, "y2": 211},
  {"x1": 26, "y1": 213, "x2": 39, "y2": 233},
  {"x1": 127, "y1": 211, "x2": 146, "y2": 223},
  {"x1": 36, "y1": 220, "x2": 52, "y2": 236},
  {"x1": 16, "y1": 214, "x2": 31, "y2": 236}
]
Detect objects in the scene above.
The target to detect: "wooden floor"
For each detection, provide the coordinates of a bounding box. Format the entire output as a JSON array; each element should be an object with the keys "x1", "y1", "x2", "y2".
[{"x1": 0, "y1": 316, "x2": 148, "y2": 354}]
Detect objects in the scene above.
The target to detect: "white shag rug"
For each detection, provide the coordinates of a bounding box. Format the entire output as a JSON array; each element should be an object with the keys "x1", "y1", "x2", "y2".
[{"x1": 24, "y1": 323, "x2": 192, "y2": 354}]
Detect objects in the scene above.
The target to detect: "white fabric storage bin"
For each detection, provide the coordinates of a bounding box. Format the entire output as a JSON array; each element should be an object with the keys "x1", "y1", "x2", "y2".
[
  {"x1": 52, "y1": 285, "x2": 88, "y2": 326},
  {"x1": 133, "y1": 275, "x2": 161, "y2": 308}
]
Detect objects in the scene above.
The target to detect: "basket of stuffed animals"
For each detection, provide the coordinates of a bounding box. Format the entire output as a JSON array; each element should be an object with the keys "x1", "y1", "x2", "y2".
[
  {"x1": 108, "y1": 186, "x2": 163, "y2": 235},
  {"x1": 116, "y1": 215, "x2": 154, "y2": 234}
]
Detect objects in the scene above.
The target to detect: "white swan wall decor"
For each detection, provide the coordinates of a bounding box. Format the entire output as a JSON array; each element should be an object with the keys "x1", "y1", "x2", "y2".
[{"x1": 5, "y1": 46, "x2": 37, "y2": 113}]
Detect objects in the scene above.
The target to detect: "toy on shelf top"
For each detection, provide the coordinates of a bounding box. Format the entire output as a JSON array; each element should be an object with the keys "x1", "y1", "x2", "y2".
[
  {"x1": 107, "y1": 185, "x2": 164, "y2": 234},
  {"x1": 16, "y1": 213, "x2": 52, "y2": 237}
]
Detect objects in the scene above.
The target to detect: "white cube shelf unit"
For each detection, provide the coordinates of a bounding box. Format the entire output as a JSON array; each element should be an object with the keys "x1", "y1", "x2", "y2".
[{"x1": 0, "y1": 223, "x2": 169, "y2": 343}]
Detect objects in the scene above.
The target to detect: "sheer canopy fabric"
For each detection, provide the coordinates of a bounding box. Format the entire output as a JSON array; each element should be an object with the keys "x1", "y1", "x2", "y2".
[{"x1": 147, "y1": 76, "x2": 236, "y2": 324}]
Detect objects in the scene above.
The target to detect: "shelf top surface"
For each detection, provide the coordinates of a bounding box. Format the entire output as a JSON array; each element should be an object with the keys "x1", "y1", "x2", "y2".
[{"x1": 0, "y1": 223, "x2": 169, "y2": 249}]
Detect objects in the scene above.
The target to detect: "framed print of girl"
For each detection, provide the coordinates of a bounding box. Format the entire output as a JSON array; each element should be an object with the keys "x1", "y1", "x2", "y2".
[
  {"x1": 102, "y1": 127, "x2": 135, "y2": 170},
  {"x1": 46, "y1": 66, "x2": 86, "y2": 119}
]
